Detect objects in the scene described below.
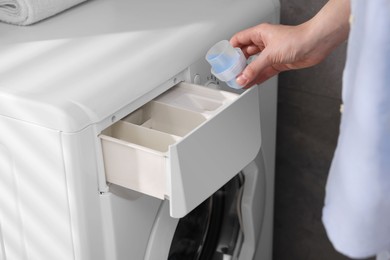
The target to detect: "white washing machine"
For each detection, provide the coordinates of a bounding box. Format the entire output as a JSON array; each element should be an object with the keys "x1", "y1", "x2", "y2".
[{"x1": 0, "y1": 0, "x2": 279, "y2": 259}]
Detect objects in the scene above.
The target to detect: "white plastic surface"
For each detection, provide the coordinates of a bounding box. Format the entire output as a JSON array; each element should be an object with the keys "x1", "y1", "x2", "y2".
[
  {"x1": 100, "y1": 122, "x2": 174, "y2": 199},
  {"x1": 99, "y1": 185, "x2": 163, "y2": 260},
  {"x1": 0, "y1": 0, "x2": 278, "y2": 133},
  {"x1": 0, "y1": 116, "x2": 74, "y2": 260},
  {"x1": 100, "y1": 83, "x2": 261, "y2": 217},
  {"x1": 0, "y1": 0, "x2": 280, "y2": 259},
  {"x1": 144, "y1": 201, "x2": 179, "y2": 260}
]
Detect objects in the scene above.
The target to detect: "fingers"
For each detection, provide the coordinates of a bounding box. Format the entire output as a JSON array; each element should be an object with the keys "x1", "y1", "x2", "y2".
[
  {"x1": 241, "y1": 65, "x2": 282, "y2": 88},
  {"x1": 230, "y1": 23, "x2": 272, "y2": 87},
  {"x1": 230, "y1": 23, "x2": 286, "y2": 87},
  {"x1": 230, "y1": 34, "x2": 255, "y2": 58},
  {"x1": 230, "y1": 24, "x2": 262, "y2": 48},
  {"x1": 230, "y1": 28, "x2": 252, "y2": 48},
  {"x1": 242, "y1": 45, "x2": 261, "y2": 57},
  {"x1": 236, "y1": 50, "x2": 272, "y2": 87}
]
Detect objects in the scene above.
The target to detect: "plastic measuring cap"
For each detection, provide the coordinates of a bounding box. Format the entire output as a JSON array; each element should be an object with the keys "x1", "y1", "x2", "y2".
[{"x1": 206, "y1": 40, "x2": 247, "y2": 89}]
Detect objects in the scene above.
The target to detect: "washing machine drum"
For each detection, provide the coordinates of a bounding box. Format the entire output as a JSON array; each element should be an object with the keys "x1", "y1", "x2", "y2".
[{"x1": 168, "y1": 174, "x2": 243, "y2": 260}]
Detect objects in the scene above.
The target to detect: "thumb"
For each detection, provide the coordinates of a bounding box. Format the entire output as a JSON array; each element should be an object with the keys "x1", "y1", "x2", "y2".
[{"x1": 236, "y1": 50, "x2": 271, "y2": 87}]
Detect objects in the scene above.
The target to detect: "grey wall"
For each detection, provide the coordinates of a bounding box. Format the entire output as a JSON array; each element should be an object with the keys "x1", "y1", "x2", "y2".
[{"x1": 273, "y1": 1, "x2": 375, "y2": 260}]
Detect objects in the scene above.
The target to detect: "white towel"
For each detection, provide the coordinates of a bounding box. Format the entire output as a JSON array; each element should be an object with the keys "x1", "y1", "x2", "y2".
[
  {"x1": 322, "y1": 0, "x2": 390, "y2": 258},
  {"x1": 0, "y1": 0, "x2": 86, "y2": 25}
]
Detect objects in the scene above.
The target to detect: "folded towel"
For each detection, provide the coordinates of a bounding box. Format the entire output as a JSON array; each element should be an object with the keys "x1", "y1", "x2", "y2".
[{"x1": 0, "y1": 0, "x2": 86, "y2": 25}]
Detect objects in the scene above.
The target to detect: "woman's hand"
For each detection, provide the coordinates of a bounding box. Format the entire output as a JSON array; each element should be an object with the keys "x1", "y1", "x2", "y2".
[{"x1": 230, "y1": 0, "x2": 350, "y2": 88}]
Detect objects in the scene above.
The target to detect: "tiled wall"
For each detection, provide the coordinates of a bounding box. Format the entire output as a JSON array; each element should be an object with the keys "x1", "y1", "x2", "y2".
[{"x1": 272, "y1": 1, "x2": 374, "y2": 259}]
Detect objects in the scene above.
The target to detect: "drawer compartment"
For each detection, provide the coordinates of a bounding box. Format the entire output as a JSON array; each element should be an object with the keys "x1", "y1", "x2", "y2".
[
  {"x1": 122, "y1": 101, "x2": 207, "y2": 137},
  {"x1": 99, "y1": 83, "x2": 261, "y2": 218}
]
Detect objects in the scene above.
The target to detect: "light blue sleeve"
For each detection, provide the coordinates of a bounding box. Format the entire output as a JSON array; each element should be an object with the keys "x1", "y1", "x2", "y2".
[{"x1": 322, "y1": 0, "x2": 390, "y2": 258}]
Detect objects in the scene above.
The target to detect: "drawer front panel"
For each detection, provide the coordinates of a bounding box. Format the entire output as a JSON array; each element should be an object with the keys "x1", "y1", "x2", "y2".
[{"x1": 169, "y1": 86, "x2": 261, "y2": 217}]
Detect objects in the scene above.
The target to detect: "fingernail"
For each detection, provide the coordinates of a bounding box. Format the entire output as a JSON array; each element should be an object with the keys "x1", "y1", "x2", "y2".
[{"x1": 236, "y1": 75, "x2": 248, "y2": 86}]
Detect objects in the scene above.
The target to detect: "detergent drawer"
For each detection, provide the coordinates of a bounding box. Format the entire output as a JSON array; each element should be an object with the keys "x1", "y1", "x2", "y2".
[{"x1": 99, "y1": 82, "x2": 261, "y2": 218}]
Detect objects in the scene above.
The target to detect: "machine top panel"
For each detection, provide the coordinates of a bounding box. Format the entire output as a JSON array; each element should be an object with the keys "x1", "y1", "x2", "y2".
[{"x1": 0, "y1": 0, "x2": 279, "y2": 132}]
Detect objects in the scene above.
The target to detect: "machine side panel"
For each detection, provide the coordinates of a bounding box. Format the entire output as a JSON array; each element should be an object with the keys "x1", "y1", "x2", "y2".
[
  {"x1": 0, "y1": 144, "x2": 27, "y2": 259},
  {"x1": 254, "y1": 77, "x2": 278, "y2": 260},
  {"x1": 0, "y1": 116, "x2": 74, "y2": 260},
  {"x1": 60, "y1": 126, "x2": 106, "y2": 260}
]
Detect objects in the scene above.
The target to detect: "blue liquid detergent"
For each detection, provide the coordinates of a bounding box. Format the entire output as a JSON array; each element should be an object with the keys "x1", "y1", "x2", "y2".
[
  {"x1": 206, "y1": 54, "x2": 238, "y2": 74},
  {"x1": 206, "y1": 40, "x2": 247, "y2": 89}
]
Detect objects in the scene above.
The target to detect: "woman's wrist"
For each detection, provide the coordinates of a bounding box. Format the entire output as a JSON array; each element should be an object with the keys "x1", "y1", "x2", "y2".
[{"x1": 304, "y1": 0, "x2": 350, "y2": 57}]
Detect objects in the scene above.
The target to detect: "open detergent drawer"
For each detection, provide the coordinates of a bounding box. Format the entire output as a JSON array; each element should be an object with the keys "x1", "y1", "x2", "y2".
[{"x1": 99, "y1": 83, "x2": 261, "y2": 218}]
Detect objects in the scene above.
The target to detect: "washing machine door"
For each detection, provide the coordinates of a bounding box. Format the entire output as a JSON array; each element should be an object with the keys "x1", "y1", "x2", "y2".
[{"x1": 144, "y1": 174, "x2": 244, "y2": 260}]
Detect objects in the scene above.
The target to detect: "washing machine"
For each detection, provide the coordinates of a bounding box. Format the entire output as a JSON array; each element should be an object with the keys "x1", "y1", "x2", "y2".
[{"x1": 0, "y1": 0, "x2": 280, "y2": 259}]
